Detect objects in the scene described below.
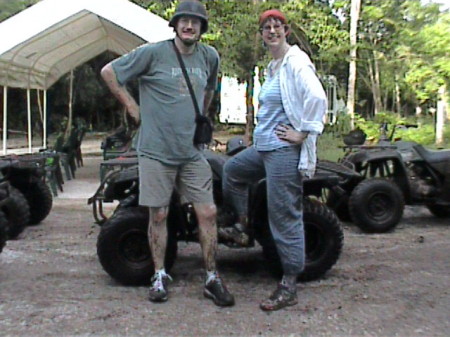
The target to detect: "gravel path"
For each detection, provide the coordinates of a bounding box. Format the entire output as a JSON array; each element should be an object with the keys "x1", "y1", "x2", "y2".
[{"x1": 0, "y1": 139, "x2": 449, "y2": 337}]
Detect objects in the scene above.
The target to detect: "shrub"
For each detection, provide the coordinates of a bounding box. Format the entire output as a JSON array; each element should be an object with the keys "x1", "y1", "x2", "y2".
[
  {"x1": 317, "y1": 132, "x2": 345, "y2": 162},
  {"x1": 318, "y1": 112, "x2": 449, "y2": 162}
]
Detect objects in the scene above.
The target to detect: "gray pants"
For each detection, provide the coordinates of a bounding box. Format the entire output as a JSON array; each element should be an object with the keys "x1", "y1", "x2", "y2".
[{"x1": 222, "y1": 146, "x2": 305, "y2": 275}]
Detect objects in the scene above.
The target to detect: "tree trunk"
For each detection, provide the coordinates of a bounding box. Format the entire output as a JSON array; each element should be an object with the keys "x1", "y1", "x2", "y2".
[
  {"x1": 244, "y1": 19, "x2": 260, "y2": 145},
  {"x1": 346, "y1": 0, "x2": 361, "y2": 129},
  {"x1": 367, "y1": 59, "x2": 375, "y2": 117},
  {"x1": 373, "y1": 51, "x2": 383, "y2": 114},
  {"x1": 245, "y1": 73, "x2": 255, "y2": 145},
  {"x1": 95, "y1": 110, "x2": 101, "y2": 130},
  {"x1": 436, "y1": 85, "x2": 447, "y2": 146},
  {"x1": 395, "y1": 75, "x2": 401, "y2": 115},
  {"x1": 383, "y1": 87, "x2": 389, "y2": 112}
]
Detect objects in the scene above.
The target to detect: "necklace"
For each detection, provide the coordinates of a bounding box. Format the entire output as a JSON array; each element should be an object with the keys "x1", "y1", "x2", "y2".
[
  {"x1": 269, "y1": 58, "x2": 282, "y2": 76},
  {"x1": 269, "y1": 45, "x2": 290, "y2": 76}
]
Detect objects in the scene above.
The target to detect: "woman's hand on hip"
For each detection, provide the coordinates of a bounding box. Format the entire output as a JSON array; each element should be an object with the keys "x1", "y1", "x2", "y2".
[{"x1": 275, "y1": 123, "x2": 308, "y2": 145}]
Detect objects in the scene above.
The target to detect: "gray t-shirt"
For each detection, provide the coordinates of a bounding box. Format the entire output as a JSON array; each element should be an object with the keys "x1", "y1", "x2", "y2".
[{"x1": 112, "y1": 40, "x2": 219, "y2": 165}]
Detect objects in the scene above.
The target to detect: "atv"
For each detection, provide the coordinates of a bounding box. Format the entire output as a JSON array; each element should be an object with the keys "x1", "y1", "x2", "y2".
[
  {"x1": 88, "y1": 139, "x2": 356, "y2": 286},
  {"x1": 328, "y1": 123, "x2": 450, "y2": 233},
  {"x1": 0, "y1": 178, "x2": 11, "y2": 253},
  {"x1": 0, "y1": 153, "x2": 53, "y2": 238},
  {"x1": 0, "y1": 210, "x2": 7, "y2": 253},
  {"x1": 0, "y1": 157, "x2": 31, "y2": 239},
  {"x1": 100, "y1": 126, "x2": 137, "y2": 161}
]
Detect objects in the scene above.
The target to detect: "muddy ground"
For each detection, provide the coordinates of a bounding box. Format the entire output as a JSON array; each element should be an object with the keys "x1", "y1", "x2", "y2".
[{"x1": 0, "y1": 137, "x2": 449, "y2": 337}]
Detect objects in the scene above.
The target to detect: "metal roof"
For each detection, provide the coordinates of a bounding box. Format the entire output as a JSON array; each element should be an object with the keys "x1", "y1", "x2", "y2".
[{"x1": 0, "y1": 0, "x2": 174, "y2": 90}]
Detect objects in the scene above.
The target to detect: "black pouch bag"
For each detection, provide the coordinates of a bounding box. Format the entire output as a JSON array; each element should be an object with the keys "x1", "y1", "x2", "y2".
[
  {"x1": 194, "y1": 115, "x2": 213, "y2": 146},
  {"x1": 172, "y1": 40, "x2": 213, "y2": 147}
]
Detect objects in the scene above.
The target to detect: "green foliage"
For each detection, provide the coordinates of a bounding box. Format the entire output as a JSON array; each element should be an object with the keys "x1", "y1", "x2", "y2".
[
  {"x1": 319, "y1": 112, "x2": 450, "y2": 162},
  {"x1": 206, "y1": 1, "x2": 264, "y2": 80},
  {"x1": 146, "y1": 1, "x2": 176, "y2": 20},
  {"x1": 401, "y1": 12, "x2": 450, "y2": 103},
  {"x1": 352, "y1": 112, "x2": 407, "y2": 142},
  {"x1": 47, "y1": 52, "x2": 122, "y2": 132},
  {"x1": 395, "y1": 123, "x2": 435, "y2": 145},
  {"x1": 1, "y1": 0, "x2": 448, "y2": 135},
  {"x1": 326, "y1": 110, "x2": 449, "y2": 147},
  {"x1": 0, "y1": 0, "x2": 38, "y2": 21},
  {"x1": 352, "y1": 115, "x2": 380, "y2": 141},
  {"x1": 317, "y1": 131, "x2": 345, "y2": 162},
  {"x1": 351, "y1": 112, "x2": 448, "y2": 146},
  {"x1": 325, "y1": 112, "x2": 353, "y2": 135}
]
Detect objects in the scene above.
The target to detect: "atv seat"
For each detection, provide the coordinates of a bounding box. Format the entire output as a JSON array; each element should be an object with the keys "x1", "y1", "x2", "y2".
[
  {"x1": 413, "y1": 145, "x2": 450, "y2": 175},
  {"x1": 204, "y1": 150, "x2": 227, "y2": 180},
  {"x1": 413, "y1": 145, "x2": 450, "y2": 163},
  {"x1": 100, "y1": 156, "x2": 138, "y2": 181}
]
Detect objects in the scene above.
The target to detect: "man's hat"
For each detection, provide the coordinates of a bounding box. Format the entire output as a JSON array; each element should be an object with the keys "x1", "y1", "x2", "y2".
[{"x1": 169, "y1": 1, "x2": 208, "y2": 34}]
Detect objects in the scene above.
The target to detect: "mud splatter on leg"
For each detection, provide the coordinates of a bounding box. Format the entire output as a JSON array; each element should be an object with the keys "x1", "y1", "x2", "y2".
[
  {"x1": 195, "y1": 203, "x2": 217, "y2": 272},
  {"x1": 148, "y1": 207, "x2": 168, "y2": 271}
]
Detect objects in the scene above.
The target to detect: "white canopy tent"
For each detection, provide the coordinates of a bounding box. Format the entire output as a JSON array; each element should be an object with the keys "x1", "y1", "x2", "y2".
[{"x1": 0, "y1": 0, "x2": 174, "y2": 154}]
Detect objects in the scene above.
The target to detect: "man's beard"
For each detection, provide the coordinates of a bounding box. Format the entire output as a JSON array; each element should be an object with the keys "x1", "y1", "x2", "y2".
[
  {"x1": 181, "y1": 38, "x2": 197, "y2": 46},
  {"x1": 178, "y1": 32, "x2": 198, "y2": 46}
]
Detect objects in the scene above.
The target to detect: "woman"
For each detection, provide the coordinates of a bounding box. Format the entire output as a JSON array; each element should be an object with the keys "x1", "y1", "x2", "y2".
[{"x1": 222, "y1": 9, "x2": 327, "y2": 311}]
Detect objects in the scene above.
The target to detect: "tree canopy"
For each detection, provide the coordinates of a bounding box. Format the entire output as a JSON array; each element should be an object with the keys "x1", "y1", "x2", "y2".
[{"x1": 0, "y1": 0, "x2": 448, "y2": 134}]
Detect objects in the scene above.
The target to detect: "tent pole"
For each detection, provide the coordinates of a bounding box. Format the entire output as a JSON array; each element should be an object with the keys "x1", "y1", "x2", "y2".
[
  {"x1": 68, "y1": 70, "x2": 74, "y2": 135},
  {"x1": 2, "y1": 86, "x2": 7, "y2": 155},
  {"x1": 27, "y1": 89, "x2": 32, "y2": 153},
  {"x1": 43, "y1": 90, "x2": 47, "y2": 149}
]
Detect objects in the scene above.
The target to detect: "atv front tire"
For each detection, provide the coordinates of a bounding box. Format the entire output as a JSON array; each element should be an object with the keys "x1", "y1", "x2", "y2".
[{"x1": 97, "y1": 206, "x2": 178, "y2": 286}]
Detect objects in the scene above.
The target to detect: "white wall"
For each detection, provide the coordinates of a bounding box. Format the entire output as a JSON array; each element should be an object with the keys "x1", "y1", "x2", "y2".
[{"x1": 219, "y1": 68, "x2": 261, "y2": 124}]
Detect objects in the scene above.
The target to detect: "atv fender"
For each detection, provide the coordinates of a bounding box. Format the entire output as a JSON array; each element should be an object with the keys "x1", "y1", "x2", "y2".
[
  {"x1": 345, "y1": 149, "x2": 413, "y2": 203},
  {"x1": 346, "y1": 148, "x2": 404, "y2": 166}
]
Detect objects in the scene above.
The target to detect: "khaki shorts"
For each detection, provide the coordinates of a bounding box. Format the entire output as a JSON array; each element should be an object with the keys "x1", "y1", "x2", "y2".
[{"x1": 138, "y1": 156, "x2": 214, "y2": 207}]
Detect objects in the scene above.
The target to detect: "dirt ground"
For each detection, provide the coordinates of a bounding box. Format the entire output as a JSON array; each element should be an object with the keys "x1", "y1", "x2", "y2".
[{"x1": 0, "y1": 134, "x2": 449, "y2": 337}]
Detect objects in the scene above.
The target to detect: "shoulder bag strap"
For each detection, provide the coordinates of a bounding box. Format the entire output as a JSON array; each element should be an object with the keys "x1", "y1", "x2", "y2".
[{"x1": 172, "y1": 40, "x2": 202, "y2": 118}]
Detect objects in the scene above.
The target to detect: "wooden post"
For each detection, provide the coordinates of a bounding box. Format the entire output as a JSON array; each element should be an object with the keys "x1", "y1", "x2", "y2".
[
  {"x1": 2, "y1": 86, "x2": 7, "y2": 155},
  {"x1": 27, "y1": 89, "x2": 32, "y2": 153},
  {"x1": 44, "y1": 89, "x2": 47, "y2": 149}
]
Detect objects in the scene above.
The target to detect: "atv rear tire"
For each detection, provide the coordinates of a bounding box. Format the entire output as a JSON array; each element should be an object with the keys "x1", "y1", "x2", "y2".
[
  {"x1": 259, "y1": 198, "x2": 344, "y2": 282},
  {"x1": 349, "y1": 178, "x2": 404, "y2": 233},
  {"x1": 97, "y1": 206, "x2": 178, "y2": 286},
  {"x1": 326, "y1": 190, "x2": 351, "y2": 222},
  {"x1": 0, "y1": 211, "x2": 7, "y2": 253},
  {"x1": 2, "y1": 187, "x2": 30, "y2": 239},
  {"x1": 21, "y1": 179, "x2": 53, "y2": 225},
  {"x1": 426, "y1": 204, "x2": 450, "y2": 218}
]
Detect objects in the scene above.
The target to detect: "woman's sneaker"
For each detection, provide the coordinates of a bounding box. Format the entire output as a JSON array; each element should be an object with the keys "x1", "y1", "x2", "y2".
[
  {"x1": 260, "y1": 283, "x2": 298, "y2": 311},
  {"x1": 204, "y1": 273, "x2": 235, "y2": 307},
  {"x1": 148, "y1": 271, "x2": 172, "y2": 303}
]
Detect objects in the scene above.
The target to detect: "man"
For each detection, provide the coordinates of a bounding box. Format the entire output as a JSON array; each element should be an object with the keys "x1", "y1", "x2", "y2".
[{"x1": 100, "y1": 0, "x2": 234, "y2": 307}]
